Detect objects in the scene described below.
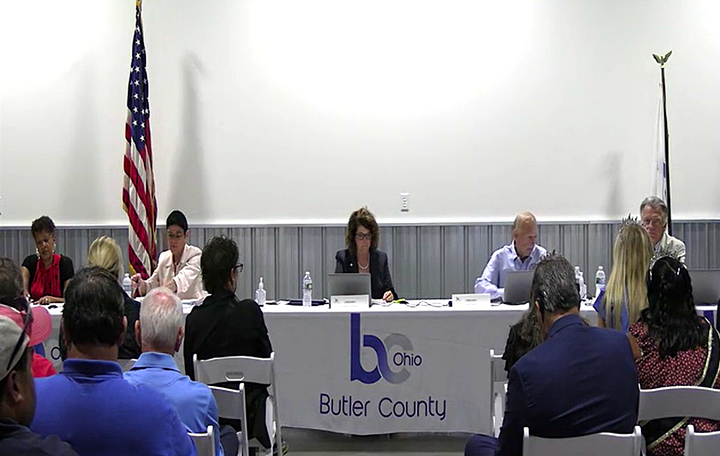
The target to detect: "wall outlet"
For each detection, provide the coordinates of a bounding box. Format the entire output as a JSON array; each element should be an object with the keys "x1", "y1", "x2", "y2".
[{"x1": 400, "y1": 192, "x2": 410, "y2": 212}]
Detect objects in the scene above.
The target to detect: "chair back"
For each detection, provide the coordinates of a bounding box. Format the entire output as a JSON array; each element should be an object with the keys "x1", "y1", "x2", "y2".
[
  {"x1": 522, "y1": 426, "x2": 643, "y2": 456},
  {"x1": 490, "y1": 349, "x2": 507, "y2": 437},
  {"x1": 639, "y1": 386, "x2": 720, "y2": 421},
  {"x1": 188, "y1": 424, "x2": 216, "y2": 456},
  {"x1": 684, "y1": 424, "x2": 720, "y2": 456},
  {"x1": 194, "y1": 353, "x2": 274, "y2": 385}
]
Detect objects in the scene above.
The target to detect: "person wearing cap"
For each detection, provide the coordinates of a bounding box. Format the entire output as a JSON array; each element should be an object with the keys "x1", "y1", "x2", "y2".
[
  {"x1": 0, "y1": 258, "x2": 55, "y2": 378},
  {"x1": 131, "y1": 210, "x2": 205, "y2": 300},
  {"x1": 30, "y1": 267, "x2": 196, "y2": 456},
  {"x1": 0, "y1": 304, "x2": 77, "y2": 455}
]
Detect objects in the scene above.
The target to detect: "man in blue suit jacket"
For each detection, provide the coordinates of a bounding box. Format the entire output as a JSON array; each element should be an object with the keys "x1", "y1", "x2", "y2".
[{"x1": 466, "y1": 253, "x2": 639, "y2": 456}]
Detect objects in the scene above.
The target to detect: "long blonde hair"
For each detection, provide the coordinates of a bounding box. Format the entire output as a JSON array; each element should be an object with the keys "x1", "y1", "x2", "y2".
[
  {"x1": 87, "y1": 236, "x2": 124, "y2": 281},
  {"x1": 603, "y1": 223, "x2": 653, "y2": 329}
]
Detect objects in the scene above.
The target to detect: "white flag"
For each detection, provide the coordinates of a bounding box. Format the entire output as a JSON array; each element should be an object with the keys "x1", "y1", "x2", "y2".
[{"x1": 651, "y1": 82, "x2": 667, "y2": 201}]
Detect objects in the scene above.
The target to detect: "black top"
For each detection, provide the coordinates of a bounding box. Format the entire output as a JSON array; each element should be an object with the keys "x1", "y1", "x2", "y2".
[
  {"x1": 0, "y1": 419, "x2": 78, "y2": 456},
  {"x1": 22, "y1": 255, "x2": 74, "y2": 298},
  {"x1": 184, "y1": 291, "x2": 272, "y2": 381},
  {"x1": 119, "y1": 292, "x2": 141, "y2": 360},
  {"x1": 335, "y1": 249, "x2": 398, "y2": 300}
]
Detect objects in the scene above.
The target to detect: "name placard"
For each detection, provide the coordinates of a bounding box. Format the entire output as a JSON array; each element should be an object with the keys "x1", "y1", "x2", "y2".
[
  {"x1": 451, "y1": 293, "x2": 491, "y2": 307},
  {"x1": 331, "y1": 295, "x2": 370, "y2": 309}
]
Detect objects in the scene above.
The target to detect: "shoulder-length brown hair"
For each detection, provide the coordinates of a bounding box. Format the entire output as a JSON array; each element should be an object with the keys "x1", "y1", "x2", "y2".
[{"x1": 345, "y1": 207, "x2": 379, "y2": 255}]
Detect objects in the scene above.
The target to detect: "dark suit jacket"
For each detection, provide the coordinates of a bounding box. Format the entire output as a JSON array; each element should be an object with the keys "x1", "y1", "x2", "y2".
[
  {"x1": 496, "y1": 314, "x2": 639, "y2": 456},
  {"x1": 335, "y1": 249, "x2": 397, "y2": 300}
]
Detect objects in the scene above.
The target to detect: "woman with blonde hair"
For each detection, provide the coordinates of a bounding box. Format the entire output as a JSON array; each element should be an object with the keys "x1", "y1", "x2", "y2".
[
  {"x1": 60, "y1": 236, "x2": 141, "y2": 360},
  {"x1": 594, "y1": 220, "x2": 653, "y2": 332}
]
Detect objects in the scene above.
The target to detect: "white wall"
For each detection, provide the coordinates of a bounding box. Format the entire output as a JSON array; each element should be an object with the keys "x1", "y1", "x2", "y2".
[{"x1": 1, "y1": 0, "x2": 719, "y2": 226}]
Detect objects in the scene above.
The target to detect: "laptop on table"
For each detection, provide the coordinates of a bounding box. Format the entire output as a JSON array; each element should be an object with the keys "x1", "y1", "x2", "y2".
[{"x1": 502, "y1": 270, "x2": 534, "y2": 305}]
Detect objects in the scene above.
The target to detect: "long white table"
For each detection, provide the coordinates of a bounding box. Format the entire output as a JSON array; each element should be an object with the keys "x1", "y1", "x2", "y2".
[{"x1": 41, "y1": 301, "x2": 716, "y2": 435}]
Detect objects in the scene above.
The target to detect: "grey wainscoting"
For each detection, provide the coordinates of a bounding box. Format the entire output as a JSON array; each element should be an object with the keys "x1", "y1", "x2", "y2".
[{"x1": 1, "y1": 221, "x2": 718, "y2": 300}]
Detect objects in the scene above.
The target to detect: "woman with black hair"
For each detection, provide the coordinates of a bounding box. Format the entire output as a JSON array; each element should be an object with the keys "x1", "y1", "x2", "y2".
[
  {"x1": 629, "y1": 256, "x2": 720, "y2": 456},
  {"x1": 20, "y1": 216, "x2": 74, "y2": 304}
]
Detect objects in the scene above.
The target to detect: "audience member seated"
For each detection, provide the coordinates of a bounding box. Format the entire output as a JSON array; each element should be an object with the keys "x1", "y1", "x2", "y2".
[
  {"x1": 640, "y1": 196, "x2": 686, "y2": 262},
  {"x1": 20, "y1": 216, "x2": 74, "y2": 305},
  {"x1": 132, "y1": 210, "x2": 204, "y2": 300},
  {"x1": 475, "y1": 211, "x2": 547, "y2": 301},
  {"x1": 125, "y1": 287, "x2": 235, "y2": 456},
  {"x1": 629, "y1": 256, "x2": 720, "y2": 456},
  {"x1": 335, "y1": 206, "x2": 398, "y2": 301},
  {"x1": 594, "y1": 219, "x2": 653, "y2": 332},
  {"x1": 0, "y1": 257, "x2": 55, "y2": 378},
  {"x1": 501, "y1": 307, "x2": 543, "y2": 373},
  {"x1": 184, "y1": 235, "x2": 273, "y2": 449},
  {"x1": 0, "y1": 304, "x2": 77, "y2": 456},
  {"x1": 30, "y1": 267, "x2": 196, "y2": 456},
  {"x1": 87, "y1": 236, "x2": 141, "y2": 359},
  {"x1": 465, "y1": 253, "x2": 639, "y2": 456}
]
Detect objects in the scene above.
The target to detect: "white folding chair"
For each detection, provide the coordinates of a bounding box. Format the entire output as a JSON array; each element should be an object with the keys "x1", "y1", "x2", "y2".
[
  {"x1": 188, "y1": 424, "x2": 216, "y2": 456},
  {"x1": 194, "y1": 353, "x2": 282, "y2": 456},
  {"x1": 684, "y1": 424, "x2": 720, "y2": 456},
  {"x1": 638, "y1": 386, "x2": 720, "y2": 421},
  {"x1": 490, "y1": 349, "x2": 508, "y2": 437},
  {"x1": 117, "y1": 358, "x2": 137, "y2": 372},
  {"x1": 522, "y1": 425, "x2": 643, "y2": 456}
]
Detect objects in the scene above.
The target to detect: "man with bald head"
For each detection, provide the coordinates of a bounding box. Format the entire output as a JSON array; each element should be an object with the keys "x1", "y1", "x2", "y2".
[{"x1": 475, "y1": 211, "x2": 547, "y2": 301}]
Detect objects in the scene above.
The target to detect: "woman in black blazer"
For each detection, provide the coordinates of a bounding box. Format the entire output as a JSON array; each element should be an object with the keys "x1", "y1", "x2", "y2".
[{"x1": 335, "y1": 207, "x2": 398, "y2": 301}]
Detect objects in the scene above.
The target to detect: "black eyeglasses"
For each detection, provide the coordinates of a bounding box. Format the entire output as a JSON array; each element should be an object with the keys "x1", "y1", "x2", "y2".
[
  {"x1": 233, "y1": 263, "x2": 244, "y2": 273},
  {"x1": 5, "y1": 300, "x2": 33, "y2": 372}
]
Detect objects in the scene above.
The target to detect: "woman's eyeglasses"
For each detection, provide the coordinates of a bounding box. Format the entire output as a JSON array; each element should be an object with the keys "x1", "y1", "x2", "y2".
[
  {"x1": 355, "y1": 233, "x2": 372, "y2": 241},
  {"x1": 233, "y1": 263, "x2": 244, "y2": 273}
]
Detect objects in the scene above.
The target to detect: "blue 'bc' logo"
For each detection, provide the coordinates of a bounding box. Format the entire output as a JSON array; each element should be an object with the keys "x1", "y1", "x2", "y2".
[{"x1": 350, "y1": 313, "x2": 420, "y2": 384}]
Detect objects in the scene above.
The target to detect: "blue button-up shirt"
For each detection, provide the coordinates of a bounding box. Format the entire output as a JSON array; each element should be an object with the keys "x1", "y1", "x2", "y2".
[
  {"x1": 31, "y1": 359, "x2": 196, "y2": 456},
  {"x1": 125, "y1": 352, "x2": 224, "y2": 456},
  {"x1": 474, "y1": 243, "x2": 547, "y2": 300}
]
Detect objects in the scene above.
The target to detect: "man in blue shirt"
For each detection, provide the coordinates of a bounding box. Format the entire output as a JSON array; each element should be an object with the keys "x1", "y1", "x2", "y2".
[
  {"x1": 465, "y1": 253, "x2": 639, "y2": 456},
  {"x1": 30, "y1": 267, "x2": 196, "y2": 456},
  {"x1": 475, "y1": 211, "x2": 547, "y2": 300},
  {"x1": 125, "y1": 287, "x2": 232, "y2": 456}
]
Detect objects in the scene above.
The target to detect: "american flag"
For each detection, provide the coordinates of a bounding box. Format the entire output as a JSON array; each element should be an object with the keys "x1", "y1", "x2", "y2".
[{"x1": 122, "y1": 1, "x2": 157, "y2": 279}]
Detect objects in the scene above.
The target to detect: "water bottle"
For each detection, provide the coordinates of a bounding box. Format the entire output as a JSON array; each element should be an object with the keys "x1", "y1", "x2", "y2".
[
  {"x1": 122, "y1": 273, "x2": 132, "y2": 295},
  {"x1": 255, "y1": 277, "x2": 266, "y2": 306},
  {"x1": 578, "y1": 271, "x2": 587, "y2": 300},
  {"x1": 574, "y1": 266, "x2": 581, "y2": 294},
  {"x1": 302, "y1": 271, "x2": 313, "y2": 307},
  {"x1": 595, "y1": 266, "x2": 606, "y2": 297}
]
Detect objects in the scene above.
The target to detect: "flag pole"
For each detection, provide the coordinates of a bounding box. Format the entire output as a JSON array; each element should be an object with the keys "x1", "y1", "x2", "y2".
[{"x1": 653, "y1": 51, "x2": 672, "y2": 235}]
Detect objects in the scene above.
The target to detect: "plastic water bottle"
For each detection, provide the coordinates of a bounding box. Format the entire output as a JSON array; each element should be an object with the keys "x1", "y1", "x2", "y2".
[
  {"x1": 578, "y1": 271, "x2": 587, "y2": 300},
  {"x1": 302, "y1": 271, "x2": 313, "y2": 307},
  {"x1": 255, "y1": 277, "x2": 266, "y2": 306},
  {"x1": 122, "y1": 273, "x2": 132, "y2": 295},
  {"x1": 595, "y1": 266, "x2": 606, "y2": 296},
  {"x1": 574, "y1": 266, "x2": 581, "y2": 294}
]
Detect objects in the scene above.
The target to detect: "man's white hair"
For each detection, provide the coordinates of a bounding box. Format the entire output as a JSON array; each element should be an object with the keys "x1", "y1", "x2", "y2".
[{"x1": 140, "y1": 287, "x2": 183, "y2": 350}]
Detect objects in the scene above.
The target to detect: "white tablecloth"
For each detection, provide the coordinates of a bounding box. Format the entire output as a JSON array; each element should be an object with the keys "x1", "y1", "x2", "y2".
[{"x1": 41, "y1": 301, "x2": 716, "y2": 435}]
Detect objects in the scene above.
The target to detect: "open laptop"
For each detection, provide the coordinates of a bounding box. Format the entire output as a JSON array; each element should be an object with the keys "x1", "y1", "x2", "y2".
[
  {"x1": 503, "y1": 270, "x2": 534, "y2": 304},
  {"x1": 327, "y1": 273, "x2": 371, "y2": 298},
  {"x1": 689, "y1": 270, "x2": 720, "y2": 305}
]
